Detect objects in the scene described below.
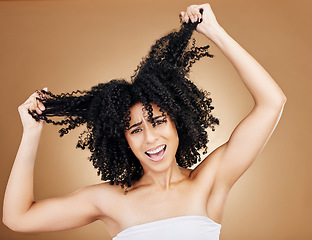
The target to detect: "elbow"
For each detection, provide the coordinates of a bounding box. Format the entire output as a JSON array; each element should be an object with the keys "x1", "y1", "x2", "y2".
[
  {"x1": 3, "y1": 217, "x2": 18, "y2": 232},
  {"x1": 272, "y1": 96, "x2": 287, "y2": 111},
  {"x1": 256, "y1": 93, "x2": 287, "y2": 110},
  {"x1": 279, "y1": 94, "x2": 287, "y2": 109},
  {"x1": 3, "y1": 211, "x2": 14, "y2": 231},
  {"x1": 3, "y1": 217, "x2": 16, "y2": 232},
  {"x1": 2, "y1": 214, "x2": 11, "y2": 230},
  {"x1": 280, "y1": 93, "x2": 287, "y2": 104},
  {"x1": 3, "y1": 216, "x2": 29, "y2": 233},
  {"x1": 273, "y1": 92, "x2": 287, "y2": 107},
  {"x1": 283, "y1": 95, "x2": 287, "y2": 104}
]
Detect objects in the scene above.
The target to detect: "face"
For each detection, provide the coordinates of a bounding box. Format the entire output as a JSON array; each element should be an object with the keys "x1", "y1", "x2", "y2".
[{"x1": 125, "y1": 103, "x2": 179, "y2": 172}]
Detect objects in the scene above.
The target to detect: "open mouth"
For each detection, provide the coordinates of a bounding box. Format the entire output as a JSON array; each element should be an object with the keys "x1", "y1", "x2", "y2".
[{"x1": 145, "y1": 145, "x2": 167, "y2": 162}]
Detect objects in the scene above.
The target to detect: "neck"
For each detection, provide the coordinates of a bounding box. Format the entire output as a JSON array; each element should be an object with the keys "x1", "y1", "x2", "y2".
[{"x1": 138, "y1": 161, "x2": 186, "y2": 191}]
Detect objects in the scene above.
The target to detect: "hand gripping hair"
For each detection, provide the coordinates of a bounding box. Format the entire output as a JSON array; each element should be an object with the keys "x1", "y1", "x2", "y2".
[{"x1": 30, "y1": 13, "x2": 219, "y2": 187}]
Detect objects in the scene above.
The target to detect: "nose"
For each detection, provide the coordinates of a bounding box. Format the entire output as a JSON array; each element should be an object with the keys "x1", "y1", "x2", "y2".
[{"x1": 144, "y1": 123, "x2": 158, "y2": 144}]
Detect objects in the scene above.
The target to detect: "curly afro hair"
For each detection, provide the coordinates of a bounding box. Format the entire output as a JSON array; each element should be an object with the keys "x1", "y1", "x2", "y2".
[{"x1": 30, "y1": 17, "x2": 219, "y2": 187}]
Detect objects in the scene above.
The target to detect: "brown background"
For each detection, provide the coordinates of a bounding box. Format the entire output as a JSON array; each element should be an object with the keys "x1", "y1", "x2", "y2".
[{"x1": 0, "y1": 0, "x2": 311, "y2": 239}]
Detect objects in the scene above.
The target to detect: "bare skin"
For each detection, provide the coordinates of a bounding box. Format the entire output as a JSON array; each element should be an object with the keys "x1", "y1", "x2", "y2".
[{"x1": 3, "y1": 3, "x2": 286, "y2": 239}]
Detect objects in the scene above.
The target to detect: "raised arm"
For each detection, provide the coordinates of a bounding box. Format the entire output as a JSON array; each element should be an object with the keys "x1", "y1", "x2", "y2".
[
  {"x1": 2, "y1": 89, "x2": 101, "y2": 232},
  {"x1": 182, "y1": 4, "x2": 286, "y2": 189}
]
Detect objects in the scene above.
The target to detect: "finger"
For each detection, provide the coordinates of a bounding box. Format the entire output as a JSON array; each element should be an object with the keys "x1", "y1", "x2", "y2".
[
  {"x1": 35, "y1": 89, "x2": 47, "y2": 107},
  {"x1": 29, "y1": 96, "x2": 39, "y2": 111},
  {"x1": 186, "y1": 8, "x2": 196, "y2": 23},
  {"x1": 33, "y1": 94, "x2": 46, "y2": 112},
  {"x1": 22, "y1": 89, "x2": 47, "y2": 116},
  {"x1": 40, "y1": 87, "x2": 48, "y2": 97},
  {"x1": 192, "y1": 5, "x2": 203, "y2": 21},
  {"x1": 39, "y1": 88, "x2": 49, "y2": 103},
  {"x1": 185, "y1": 14, "x2": 190, "y2": 23},
  {"x1": 187, "y1": 5, "x2": 201, "y2": 23},
  {"x1": 36, "y1": 98, "x2": 45, "y2": 111},
  {"x1": 36, "y1": 108, "x2": 42, "y2": 115},
  {"x1": 180, "y1": 11, "x2": 189, "y2": 23},
  {"x1": 180, "y1": 12, "x2": 184, "y2": 20},
  {"x1": 184, "y1": 14, "x2": 190, "y2": 23},
  {"x1": 29, "y1": 95, "x2": 43, "y2": 114},
  {"x1": 180, "y1": 11, "x2": 185, "y2": 22},
  {"x1": 192, "y1": 7, "x2": 202, "y2": 21}
]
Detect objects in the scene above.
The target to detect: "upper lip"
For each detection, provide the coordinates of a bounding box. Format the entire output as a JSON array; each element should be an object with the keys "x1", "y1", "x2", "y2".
[{"x1": 145, "y1": 144, "x2": 166, "y2": 153}]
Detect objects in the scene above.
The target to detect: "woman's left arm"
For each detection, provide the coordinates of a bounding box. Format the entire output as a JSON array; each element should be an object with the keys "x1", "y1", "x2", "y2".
[{"x1": 183, "y1": 4, "x2": 287, "y2": 189}]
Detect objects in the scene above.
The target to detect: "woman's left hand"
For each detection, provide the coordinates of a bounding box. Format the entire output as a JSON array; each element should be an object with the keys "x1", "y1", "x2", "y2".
[{"x1": 180, "y1": 3, "x2": 222, "y2": 41}]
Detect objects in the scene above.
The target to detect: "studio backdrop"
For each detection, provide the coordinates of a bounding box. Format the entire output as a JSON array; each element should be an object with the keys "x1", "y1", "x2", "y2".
[{"x1": 0, "y1": 1, "x2": 311, "y2": 240}]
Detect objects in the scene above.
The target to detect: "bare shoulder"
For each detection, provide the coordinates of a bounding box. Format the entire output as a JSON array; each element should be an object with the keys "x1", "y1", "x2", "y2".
[
  {"x1": 81, "y1": 182, "x2": 126, "y2": 217},
  {"x1": 85, "y1": 181, "x2": 126, "y2": 199},
  {"x1": 84, "y1": 182, "x2": 123, "y2": 194}
]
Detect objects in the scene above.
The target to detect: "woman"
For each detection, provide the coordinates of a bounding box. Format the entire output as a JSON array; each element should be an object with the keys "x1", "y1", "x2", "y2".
[{"x1": 3, "y1": 3, "x2": 286, "y2": 240}]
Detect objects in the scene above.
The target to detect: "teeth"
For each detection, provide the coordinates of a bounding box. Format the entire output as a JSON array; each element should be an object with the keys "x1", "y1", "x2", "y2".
[{"x1": 146, "y1": 145, "x2": 165, "y2": 155}]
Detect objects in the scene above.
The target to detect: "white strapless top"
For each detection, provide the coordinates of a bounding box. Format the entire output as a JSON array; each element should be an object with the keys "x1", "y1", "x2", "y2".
[{"x1": 112, "y1": 215, "x2": 221, "y2": 240}]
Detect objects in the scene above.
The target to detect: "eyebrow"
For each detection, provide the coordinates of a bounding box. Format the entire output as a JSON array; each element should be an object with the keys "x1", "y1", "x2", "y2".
[
  {"x1": 128, "y1": 121, "x2": 142, "y2": 130},
  {"x1": 128, "y1": 115, "x2": 164, "y2": 130}
]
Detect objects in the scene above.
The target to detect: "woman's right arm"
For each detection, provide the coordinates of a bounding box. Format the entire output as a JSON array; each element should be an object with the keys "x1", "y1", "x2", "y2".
[{"x1": 2, "y1": 89, "x2": 102, "y2": 232}]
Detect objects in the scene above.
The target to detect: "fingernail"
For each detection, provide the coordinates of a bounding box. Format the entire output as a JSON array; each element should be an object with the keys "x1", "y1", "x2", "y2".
[
  {"x1": 37, "y1": 109, "x2": 42, "y2": 114},
  {"x1": 39, "y1": 105, "x2": 45, "y2": 111}
]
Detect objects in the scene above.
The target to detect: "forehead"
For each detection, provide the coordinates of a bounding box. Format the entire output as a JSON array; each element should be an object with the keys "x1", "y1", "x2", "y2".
[{"x1": 129, "y1": 103, "x2": 163, "y2": 120}]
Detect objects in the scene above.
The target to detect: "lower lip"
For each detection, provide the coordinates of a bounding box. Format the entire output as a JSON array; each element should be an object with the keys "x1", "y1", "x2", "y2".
[{"x1": 146, "y1": 146, "x2": 167, "y2": 162}]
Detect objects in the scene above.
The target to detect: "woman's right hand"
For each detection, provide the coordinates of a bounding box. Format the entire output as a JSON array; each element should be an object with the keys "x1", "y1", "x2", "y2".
[{"x1": 18, "y1": 88, "x2": 47, "y2": 132}]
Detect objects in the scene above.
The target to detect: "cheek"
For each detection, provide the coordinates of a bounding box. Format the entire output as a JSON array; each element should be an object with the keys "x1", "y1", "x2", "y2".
[
  {"x1": 125, "y1": 134, "x2": 142, "y2": 153},
  {"x1": 168, "y1": 121, "x2": 178, "y2": 134}
]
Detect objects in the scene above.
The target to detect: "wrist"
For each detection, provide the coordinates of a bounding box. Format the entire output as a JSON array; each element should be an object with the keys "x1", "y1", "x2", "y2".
[
  {"x1": 22, "y1": 126, "x2": 43, "y2": 138},
  {"x1": 202, "y1": 25, "x2": 228, "y2": 46}
]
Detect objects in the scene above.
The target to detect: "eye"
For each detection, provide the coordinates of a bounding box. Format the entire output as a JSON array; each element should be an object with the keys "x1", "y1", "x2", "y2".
[
  {"x1": 154, "y1": 119, "x2": 167, "y2": 127},
  {"x1": 131, "y1": 128, "x2": 142, "y2": 134}
]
